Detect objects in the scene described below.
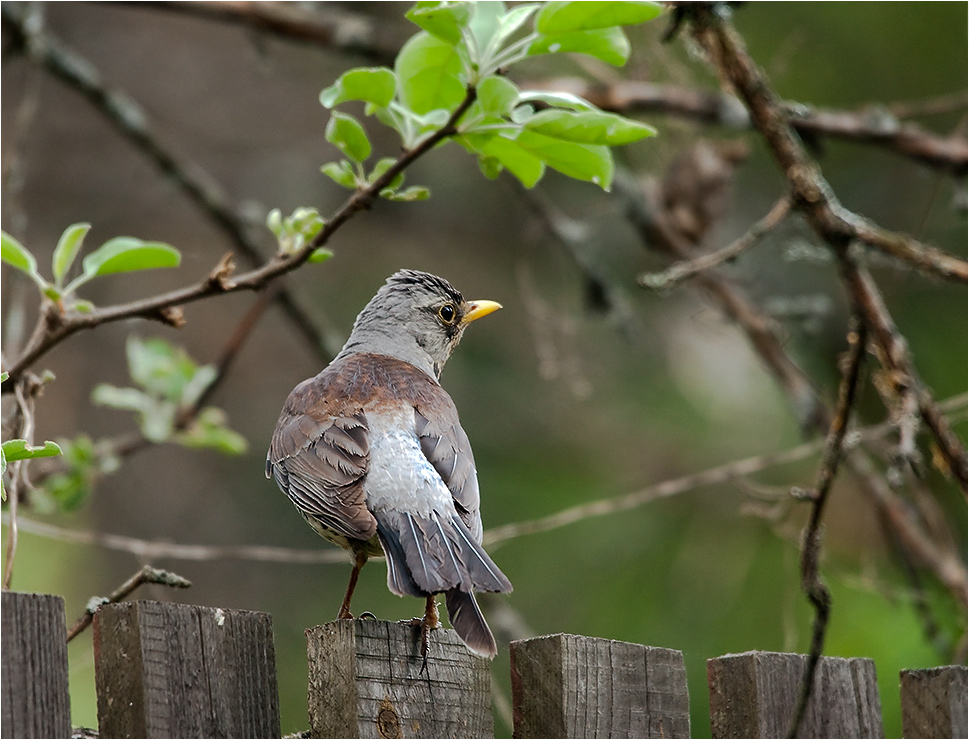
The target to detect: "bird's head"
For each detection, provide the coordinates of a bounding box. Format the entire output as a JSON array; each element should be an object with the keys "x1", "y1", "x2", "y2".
[{"x1": 338, "y1": 269, "x2": 501, "y2": 379}]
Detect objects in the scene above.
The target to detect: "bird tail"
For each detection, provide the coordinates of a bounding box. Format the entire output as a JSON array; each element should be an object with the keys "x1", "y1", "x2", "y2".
[
  {"x1": 375, "y1": 510, "x2": 512, "y2": 657},
  {"x1": 445, "y1": 589, "x2": 497, "y2": 659},
  {"x1": 376, "y1": 510, "x2": 512, "y2": 596}
]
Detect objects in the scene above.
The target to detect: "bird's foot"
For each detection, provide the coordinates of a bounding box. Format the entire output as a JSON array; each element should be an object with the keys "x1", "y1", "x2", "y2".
[
  {"x1": 359, "y1": 611, "x2": 377, "y2": 620},
  {"x1": 400, "y1": 596, "x2": 440, "y2": 674}
]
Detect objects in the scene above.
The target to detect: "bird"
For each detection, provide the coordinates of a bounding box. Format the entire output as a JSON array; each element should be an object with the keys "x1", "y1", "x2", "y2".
[{"x1": 266, "y1": 269, "x2": 513, "y2": 663}]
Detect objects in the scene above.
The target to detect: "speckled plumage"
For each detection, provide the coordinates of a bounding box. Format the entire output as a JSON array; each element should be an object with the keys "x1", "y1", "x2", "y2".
[{"x1": 267, "y1": 270, "x2": 511, "y2": 659}]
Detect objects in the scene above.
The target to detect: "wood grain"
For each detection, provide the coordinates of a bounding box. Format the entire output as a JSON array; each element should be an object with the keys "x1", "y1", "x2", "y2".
[
  {"x1": 1, "y1": 592, "x2": 71, "y2": 738},
  {"x1": 900, "y1": 665, "x2": 967, "y2": 739},
  {"x1": 94, "y1": 601, "x2": 279, "y2": 738},
  {"x1": 510, "y1": 633, "x2": 690, "y2": 738},
  {"x1": 707, "y1": 650, "x2": 883, "y2": 738},
  {"x1": 306, "y1": 618, "x2": 492, "y2": 738}
]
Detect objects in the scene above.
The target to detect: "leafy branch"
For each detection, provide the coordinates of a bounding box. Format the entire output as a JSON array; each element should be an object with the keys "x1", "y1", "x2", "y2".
[{"x1": 2, "y1": 1, "x2": 664, "y2": 393}]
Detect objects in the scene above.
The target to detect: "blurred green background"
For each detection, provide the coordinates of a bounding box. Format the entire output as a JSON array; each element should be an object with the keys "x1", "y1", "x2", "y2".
[{"x1": 2, "y1": 3, "x2": 965, "y2": 737}]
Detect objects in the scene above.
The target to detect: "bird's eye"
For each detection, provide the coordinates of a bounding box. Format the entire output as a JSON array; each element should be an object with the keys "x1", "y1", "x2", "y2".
[{"x1": 438, "y1": 303, "x2": 457, "y2": 324}]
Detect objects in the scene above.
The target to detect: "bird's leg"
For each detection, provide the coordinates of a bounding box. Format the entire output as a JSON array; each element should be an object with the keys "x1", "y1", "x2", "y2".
[
  {"x1": 419, "y1": 595, "x2": 439, "y2": 673},
  {"x1": 336, "y1": 550, "x2": 367, "y2": 620},
  {"x1": 398, "y1": 594, "x2": 440, "y2": 672}
]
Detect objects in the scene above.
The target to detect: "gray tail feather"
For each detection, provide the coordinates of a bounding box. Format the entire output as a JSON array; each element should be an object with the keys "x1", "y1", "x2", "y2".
[
  {"x1": 376, "y1": 510, "x2": 513, "y2": 596},
  {"x1": 445, "y1": 589, "x2": 497, "y2": 659},
  {"x1": 376, "y1": 520, "x2": 424, "y2": 597}
]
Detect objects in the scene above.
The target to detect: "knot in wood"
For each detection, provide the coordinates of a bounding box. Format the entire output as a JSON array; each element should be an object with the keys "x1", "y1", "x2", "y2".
[{"x1": 376, "y1": 697, "x2": 402, "y2": 739}]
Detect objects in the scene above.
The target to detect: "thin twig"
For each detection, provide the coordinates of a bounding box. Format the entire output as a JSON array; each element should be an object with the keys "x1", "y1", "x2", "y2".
[
  {"x1": 485, "y1": 395, "x2": 967, "y2": 547},
  {"x1": 526, "y1": 77, "x2": 968, "y2": 172},
  {"x1": 687, "y1": 5, "x2": 967, "y2": 490},
  {"x1": 7, "y1": 515, "x2": 348, "y2": 564},
  {"x1": 30, "y1": 287, "x2": 285, "y2": 485},
  {"x1": 2, "y1": 380, "x2": 36, "y2": 589},
  {"x1": 616, "y1": 169, "x2": 827, "y2": 431},
  {"x1": 176, "y1": 287, "x2": 277, "y2": 427},
  {"x1": 1, "y1": 5, "x2": 336, "y2": 364},
  {"x1": 639, "y1": 194, "x2": 792, "y2": 289},
  {"x1": 0, "y1": 86, "x2": 479, "y2": 392},
  {"x1": 127, "y1": 1, "x2": 407, "y2": 63},
  {"x1": 65, "y1": 565, "x2": 191, "y2": 642},
  {"x1": 7, "y1": 394, "x2": 965, "y2": 569},
  {"x1": 620, "y1": 159, "x2": 969, "y2": 607},
  {"x1": 788, "y1": 318, "x2": 867, "y2": 737}
]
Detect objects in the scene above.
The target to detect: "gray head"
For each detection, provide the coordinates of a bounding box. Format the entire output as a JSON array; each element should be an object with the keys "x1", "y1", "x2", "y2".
[{"x1": 335, "y1": 269, "x2": 501, "y2": 379}]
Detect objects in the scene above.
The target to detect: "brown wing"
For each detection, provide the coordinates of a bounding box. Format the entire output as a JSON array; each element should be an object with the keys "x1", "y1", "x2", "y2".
[{"x1": 266, "y1": 373, "x2": 376, "y2": 542}]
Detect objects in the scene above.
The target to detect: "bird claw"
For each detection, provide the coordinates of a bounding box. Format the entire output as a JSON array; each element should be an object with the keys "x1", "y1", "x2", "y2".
[
  {"x1": 400, "y1": 596, "x2": 440, "y2": 674},
  {"x1": 359, "y1": 611, "x2": 377, "y2": 620}
]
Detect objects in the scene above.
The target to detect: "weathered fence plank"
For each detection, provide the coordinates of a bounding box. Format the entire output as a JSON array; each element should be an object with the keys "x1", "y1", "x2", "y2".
[
  {"x1": 93, "y1": 600, "x2": 279, "y2": 738},
  {"x1": 1, "y1": 592, "x2": 72, "y2": 739},
  {"x1": 707, "y1": 650, "x2": 883, "y2": 738},
  {"x1": 510, "y1": 633, "x2": 690, "y2": 739},
  {"x1": 306, "y1": 618, "x2": 492, "y2": 739},
  {"x1": 900, "y1": 665, "x2": 967, "y2": 739}
]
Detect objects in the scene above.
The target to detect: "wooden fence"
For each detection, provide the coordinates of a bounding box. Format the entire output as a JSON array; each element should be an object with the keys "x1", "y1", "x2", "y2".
[{"x1": 2, "y1": 592, "x2": 966, "y2": 739}]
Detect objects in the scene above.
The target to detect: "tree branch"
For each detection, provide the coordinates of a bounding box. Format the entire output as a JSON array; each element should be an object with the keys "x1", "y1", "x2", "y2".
[
  {"x1": 126, "y1": 1, "x2": 407, "y2": 64},
  {"x1": 789, "y1": 317, "x2": 867, "y2": 737},
  {"x1": 639, "y1": 194, "x2": 792, "y2": 289},
  {"x1": 617, "y1": 138, "x2": 968, "y2": 610},
  {"x1": 66, "y1": 565, "x2": 191, "y2": 642},
  {"x1": 688, "y1": 5, "x2": 967, "y2": 490},
  {"x1": 1, "y1": 4, "x2": 337, "y2": 365},
  {"x1": 526, "y1": 77, "x2": 968, "y2": 173},
  {"x1": 8, "y1": 395, "x2": 964, "y2": 589},
  {"x1": 0, "y1": 86, "x2": 479, "y2": 391}
]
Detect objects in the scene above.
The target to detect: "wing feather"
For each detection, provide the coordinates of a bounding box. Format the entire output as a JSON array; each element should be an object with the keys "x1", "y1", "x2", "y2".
[{"x1": 267, "y1": 370, "x2": 376, "y2": 542}]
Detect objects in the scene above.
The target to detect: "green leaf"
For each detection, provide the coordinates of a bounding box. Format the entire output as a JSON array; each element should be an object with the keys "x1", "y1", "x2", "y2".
[
  {"x1": 321, "y1": 160, "x2": 359, "y2": 189},
  {"x1": 38, "y1": 435, "x2": 107, "y2": 513},
  {"x1": 518, "y1": 90, "x2": 599, "y2": 112},
  {"x1": 177, "y1": 407, "x2": 248, "y2": 455},
  {"x1": 462, "y1": 132, "x2": 546, "y2": 188},
  {"x1": 91, "y1": 384, "x2": 151, "y2": 413},
  {"x1": 2, "y1": 438, "x2": 62, "y2": 502},
  {"x1": 93, "y1": 384, "x2": 175, "y2": 442},
  {"x1": 268, "y1": 207, "x2": 327, "y2": 255},
  {"x1": 319, "y1": 67, "x2": 397, "y2": 108},
  {"x1": 476, "y1": 155, "x2": 504, "y2": 180},
  {"x1": 487, "y1": 4, "x2": 540, "y2": 55},
  {"x1": 468, "y1": 1, "x2": 507, "y2": 53},
  {"x1": 308, "y1": 247, "x2": 335, "y2": 264},
  {"x1": 515, "y1": 129, "x2": 614, "y2": 189},
  {"x1": 1, "y1": 230, "x2": 45, "y2": 288},
  {"x1": 535, "y1": 1, "x2": 664, "y2": 33},
  {"x1": 405, "y1": 1, "x2": 472, "y2": 45},
  {"x1": 79, "y1": 238, "x2": 180, "y2": 280},
  {"x1": 380, "y1": 185, "x2": 431, "y2": 202},
  {"x1": 367, "y1": 157, "x2": 406, "y2": 190},
  {"x1": 395, "y1": 31, "x2": 465, "y2": 115},
  {"x1": 524, "y1": 109, "x2": 656, "y2": 145},
  {"x1": 52, "y1": 222, "x2": 91, "y2": 287},
  {"x1": 124, "y1": 336, "x2": 205, "y2": 402},
  {"x1": 477, "y1": 76, "x2": 520, "y2": 117},
  {"x1": 1, "y1": 439, "x2": 63, "y2": 462},
  {"x1": 325, "y1": 110, "x2": 372, "y2": 163},
  {"x1": 527, "y1": 27, "x2": 631, "y2": 66},
  {"x1": 1, "y1": 231, "x2": 35, "y2": 274}
]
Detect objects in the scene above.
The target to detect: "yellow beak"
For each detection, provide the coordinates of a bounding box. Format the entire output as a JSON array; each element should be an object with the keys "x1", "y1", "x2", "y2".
[{"x1": 462, "y1": 299, "x2": 502, "y2": 325}]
